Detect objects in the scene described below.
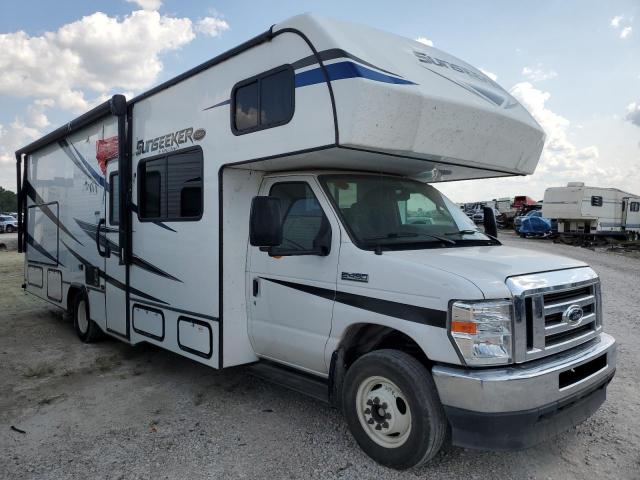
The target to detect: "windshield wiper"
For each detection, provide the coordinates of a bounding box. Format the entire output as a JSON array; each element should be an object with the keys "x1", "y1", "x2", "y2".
[
  {"x1": 363, "y1": 232, "x2": 455, "y2": 245},
  {"x1": 444, "y1": 229, "x2": 479, "y2": 236}
]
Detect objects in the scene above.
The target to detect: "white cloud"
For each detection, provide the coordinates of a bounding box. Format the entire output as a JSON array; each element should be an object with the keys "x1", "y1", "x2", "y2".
[
  {"x1": 196, "y1": 16, "x2": 230, "y2": 37},
  {"x1": 126, "y1": 0, "x2": 162, "y2": 11},
  {"x1": 0, "y1": 10, "x2": 196, "y2": 113},
  {"x1": 522, "y1": 64, "x2": 558, "y2": 82},
  {"x1": 610, "y1": 15, "x2": 623, "y2": 28},
  {"x1": 26, "y1": 99, "x2": 54, "y2": 129},
  {"x1": 438, "y1": 82, "x2": 640, "y2": 202},
  {"x1": 626, "y1": 102, "x2": 640, "y2": 127},
  {"x1": 620, "y1": 26, "x2": 632, "y2": 39},
  {"x1": 0, "y1": 107, "x2": 45, "y2": 190},
  {"x1": 415, "y1": 36, "x2": 434, "y2": 47},
  {"x1": 479, "y1": 68, "x2": 498, "y2": 81},
  {"x1": 610, "y1": 14, "x2": 633, "y2": 39}
]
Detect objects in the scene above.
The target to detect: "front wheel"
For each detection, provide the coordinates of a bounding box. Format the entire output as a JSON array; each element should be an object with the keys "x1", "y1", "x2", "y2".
[
  {"x1": 342, "y1": 349, "x2": 447, "y2": 470},
  {"x1": 5, "y1": 225, "x2": 14, "y2": 233}
]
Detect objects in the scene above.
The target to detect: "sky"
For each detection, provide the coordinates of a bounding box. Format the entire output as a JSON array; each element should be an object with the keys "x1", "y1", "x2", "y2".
[{"x1": 0, "y1": 0, "x2": 638, "y2": 202}]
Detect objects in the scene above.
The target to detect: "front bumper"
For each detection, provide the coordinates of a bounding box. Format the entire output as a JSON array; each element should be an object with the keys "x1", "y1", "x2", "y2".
[{"x1": 432, "y1": 333, "x2": 616, "y2": 450}]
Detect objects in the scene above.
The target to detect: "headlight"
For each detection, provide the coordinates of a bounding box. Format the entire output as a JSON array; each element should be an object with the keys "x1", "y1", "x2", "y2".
[{"x1": 449, "y1": 300, "x2": 513, "y2": 366}]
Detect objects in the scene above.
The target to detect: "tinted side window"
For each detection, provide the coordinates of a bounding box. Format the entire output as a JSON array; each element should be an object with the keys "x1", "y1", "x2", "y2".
[
  {"x1": 269, "y1": 182, "x2": 330, "y2": 254},
  {"x1": 140, "y1": 158, "x2": 164, "y2": 219},
  {"x1": 138, "y1": 148, "x2": 203, "y2": 221},
  {"x1": 630, "y1": 202, "x2": 640, "y2": 212},
  {"x1": 167, "y1": 151, "x2": 202, "y2": 219},
  {"x1": 234, "y1": 81, "x2": 258, "y2": 130},
  {"x1": 109, "y1": 172, "x2": 119, "y2": 225},
  {"x1": 591, "y1": 196, "x2": 603, "y2": 207},
  {"x1": 260, "y1": 69, "x2": 294, "y2": 125},
  {"x1": 233, "y1": 66, "x2": 294, "y2": 134}
]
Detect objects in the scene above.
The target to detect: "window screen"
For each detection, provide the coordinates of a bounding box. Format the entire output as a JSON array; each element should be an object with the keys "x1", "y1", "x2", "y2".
[
  {"x1": 630, "y1": 202, "x2": 640, "y2": 212},
  {"x1": 138, "y1": 148, "x2": 203, "y2": 221},
  {"x1": 233, "y1": 66, "x2": 294, "y2": 134},
  {"x1": 591, "y1": 196, "x2": 603, "y2": 207},
  {"x1": 109, "y1": 172, "x2": 119, "y2": 225}
]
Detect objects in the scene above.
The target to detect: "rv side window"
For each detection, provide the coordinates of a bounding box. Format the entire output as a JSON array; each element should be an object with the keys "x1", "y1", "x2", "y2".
[
  {"x1": 138, "y1": 147, "x2": 203, "y2": 221},
  {"x1": 109, "y1": 172, "x2": 119, "y2": 225},
  {"x1": 232, "y1": 66, "x2": 294, "y2": 134},
  {"x1": 268, "y1": 182, "x2": 330, "y2": 255},
  {"x1": 591, "y1": 196, "x2": 603, "y2": 207},
  {"x1": 631, "y1": 202, "x2": 640, "y2": 212}
]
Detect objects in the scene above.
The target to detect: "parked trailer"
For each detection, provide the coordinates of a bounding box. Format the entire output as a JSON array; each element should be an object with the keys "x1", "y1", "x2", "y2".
[
  {"x1": 543, "y1": 182, "x2": 640, "y2": 242},
  {"x1": 15, "y1": 14, "x2": 616, "y2": 469}
]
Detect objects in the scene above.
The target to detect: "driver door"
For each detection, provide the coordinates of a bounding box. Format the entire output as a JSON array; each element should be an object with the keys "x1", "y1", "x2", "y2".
[{"x1": 247, "y1": 176, "x2": 340, "y2": 375}]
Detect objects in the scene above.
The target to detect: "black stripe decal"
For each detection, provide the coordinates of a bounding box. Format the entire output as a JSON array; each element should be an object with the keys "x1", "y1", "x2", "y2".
[
  {"x1": 131, "y1": 256, "x2": 182, "y2": 282},
  {"x1": 25, "y1": 181, "x2": 83, "y2": 245},
  {"x1": 26, "y1": 233, "x2": 62, "y2": 266},
  {"x1": 291, "y1": 48, "x2": 401, "y2": 78},
  {"x1": 62, "y1": 241, "x2": 168, "y2": 304},
  {"x1": 74, "y1": 218, "x2": 119, "y2": 253},
  {"x1": 130, "y1": 203, "x2": 176, "y2": 232},
  {"x1": 261, "y1": 277, "x2": 446, "y2": 328},
  {"x1": 203, "y1": 99, "x2": 231, "y2": 111},
  {"x1": 74, "y1": 219, "x2": 180, "y2": 281}
]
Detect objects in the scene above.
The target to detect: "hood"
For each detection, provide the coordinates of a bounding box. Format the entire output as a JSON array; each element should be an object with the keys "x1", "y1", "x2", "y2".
[{"x1": 384, "y1": 245, "x2": 587, "y2": 299}]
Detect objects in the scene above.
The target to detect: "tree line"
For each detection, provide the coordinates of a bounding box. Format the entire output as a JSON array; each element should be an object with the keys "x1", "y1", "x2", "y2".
[{"x1": 0, "y1": 187, "x2": 18, "y2": 212}]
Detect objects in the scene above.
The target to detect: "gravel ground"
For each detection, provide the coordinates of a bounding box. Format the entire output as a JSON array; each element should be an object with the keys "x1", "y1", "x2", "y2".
[{"x1": 1, "y1": 232, "x2": 639, "y2": 479}]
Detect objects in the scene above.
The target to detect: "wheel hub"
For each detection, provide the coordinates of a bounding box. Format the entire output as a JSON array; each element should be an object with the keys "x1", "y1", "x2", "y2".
[{"x1": 356, "y1": 376, "x2": 412, "y2": 448}]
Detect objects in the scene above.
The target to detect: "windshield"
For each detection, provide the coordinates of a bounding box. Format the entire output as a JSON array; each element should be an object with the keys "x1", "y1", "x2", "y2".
[{"x1": 320, "y1": 174, "x2": 498, "y2": 251}]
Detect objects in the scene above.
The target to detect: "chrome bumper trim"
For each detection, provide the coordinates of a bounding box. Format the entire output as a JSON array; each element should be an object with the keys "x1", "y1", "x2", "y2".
[{"x1": 432, "y1": 333, "x2": 616, "y2": 413}]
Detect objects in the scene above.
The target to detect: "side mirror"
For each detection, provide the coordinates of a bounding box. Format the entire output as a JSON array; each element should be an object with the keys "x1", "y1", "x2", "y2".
[
  {"x1": 483, "y1": 206, "x2": 498, "y2": 238},
  {"x1": 249, "y1": 196, "x2": 282, "y2": 247}
]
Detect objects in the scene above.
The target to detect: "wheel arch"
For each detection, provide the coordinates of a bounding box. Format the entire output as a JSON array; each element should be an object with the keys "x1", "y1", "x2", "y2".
[
  {"x1": 66, "y1": 283, "x2": 87, "y2": 314},
  {"x1": 329, "y1": 322, "x2": 432, "y2": 409}
]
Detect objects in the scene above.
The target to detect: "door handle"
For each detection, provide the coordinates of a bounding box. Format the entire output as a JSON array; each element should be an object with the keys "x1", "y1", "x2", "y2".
[
  {"x1": 253, "y1": 278, "x2": 259, "y2": 297},
  {"x1": 96, "y1": 218, "x2": 110, "y2": 258}
]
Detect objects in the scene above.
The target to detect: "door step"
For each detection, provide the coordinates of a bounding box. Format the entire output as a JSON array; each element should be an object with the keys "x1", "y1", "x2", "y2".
[{"x1": 247, "y1": 361, "x2": 329, "y2": 403}]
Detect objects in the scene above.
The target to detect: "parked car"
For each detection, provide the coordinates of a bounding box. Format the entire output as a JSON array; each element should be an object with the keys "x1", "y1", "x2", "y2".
[{"x1": 0, "y1": 214, "x2": 18, "y2": 233}]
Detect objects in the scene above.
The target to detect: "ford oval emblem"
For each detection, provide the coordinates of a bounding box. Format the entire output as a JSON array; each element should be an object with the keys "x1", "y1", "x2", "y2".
[
  {"x1": 563, "y1": 305, "x2": 584, "y2": 325},
  {"x1": 193, "y1": 128, "x2": 206, "y2": 141}
]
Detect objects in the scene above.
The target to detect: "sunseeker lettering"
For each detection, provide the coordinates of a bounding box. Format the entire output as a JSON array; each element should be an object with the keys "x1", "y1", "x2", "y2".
[
  {"x1": 135, "y1": 127, "x2": 205, "y2": 156},
  {"x1": 413, "y1": 50, "x2": 500, "y2": 87}
]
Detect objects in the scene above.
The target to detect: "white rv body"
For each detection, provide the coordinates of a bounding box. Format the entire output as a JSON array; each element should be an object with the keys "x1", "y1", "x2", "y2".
[
  {"x1": 543, "y1": 182, "x2": 640, "y2": 236},
  {"x1": 16, "y1": 14, "x2": 616, "y2": 468}
]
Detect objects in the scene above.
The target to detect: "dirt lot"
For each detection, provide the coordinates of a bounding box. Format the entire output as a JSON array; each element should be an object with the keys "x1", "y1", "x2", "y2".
[{"x1": 1, "y1": 232, "x2": 639, "y2": 479}]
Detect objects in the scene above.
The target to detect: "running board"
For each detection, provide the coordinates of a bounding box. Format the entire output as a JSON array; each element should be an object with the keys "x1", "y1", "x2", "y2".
[{"x1": 247, "y1": 361, "x2": 329, "y2": 403}]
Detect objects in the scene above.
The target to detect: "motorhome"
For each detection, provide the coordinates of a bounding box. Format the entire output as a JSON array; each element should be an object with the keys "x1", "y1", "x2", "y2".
[
  {"x1": 15, "y1": 14, "x2": 616, "y2": 469},
  {"x1": 543, "y1": 182, "x2": 640, "y2": 240}
]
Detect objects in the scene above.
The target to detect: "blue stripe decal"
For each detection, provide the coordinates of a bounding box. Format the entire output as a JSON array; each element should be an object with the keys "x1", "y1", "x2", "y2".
[{"x1": 295, "y1": 61, "x2": 416, "y2": 88}]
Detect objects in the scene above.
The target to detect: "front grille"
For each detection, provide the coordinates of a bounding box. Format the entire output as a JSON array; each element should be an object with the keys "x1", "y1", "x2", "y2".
[{"x1": 507, "y1": 268, "x2": 602, "y2": 363}]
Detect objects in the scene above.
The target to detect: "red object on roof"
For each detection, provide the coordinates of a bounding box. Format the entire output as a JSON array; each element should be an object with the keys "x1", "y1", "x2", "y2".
[
  {"x1": 96, "y1": 136, "x2": 118, "y2": 174},
  {"x1": 512, "y1": 196, "x2": 536, "y2": 208}
]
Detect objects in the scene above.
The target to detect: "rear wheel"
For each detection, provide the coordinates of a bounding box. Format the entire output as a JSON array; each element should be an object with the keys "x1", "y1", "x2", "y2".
[
  {"x1": 5, "y1": 225, "x2": 14, "y2": 233},
  {"x1": 342, "y1": 349, "x2": 447, "y2": 470},
  {"x1": 73, "y1": 293, "x2": 102, "y2": 342}
]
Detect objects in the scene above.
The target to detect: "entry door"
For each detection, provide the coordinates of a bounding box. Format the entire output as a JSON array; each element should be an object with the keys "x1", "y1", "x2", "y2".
[
  {"x1": 104, "y1": 160, "x2": 127, "y2": 337},
  {"x1": 247, "y1": 177, "x2": 340, "y2": 374}
]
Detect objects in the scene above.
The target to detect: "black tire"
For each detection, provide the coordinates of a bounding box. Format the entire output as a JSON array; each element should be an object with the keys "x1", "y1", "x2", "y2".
[
  {"x1": 73, "y1": 292, "x2": 102, "y2": 343},
  {"x1": 342, "y1": 349, "x2": 447, "y2": 470},
  {"x1": 5, "y1": 225, "x2": 14, "y2": 233}
]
